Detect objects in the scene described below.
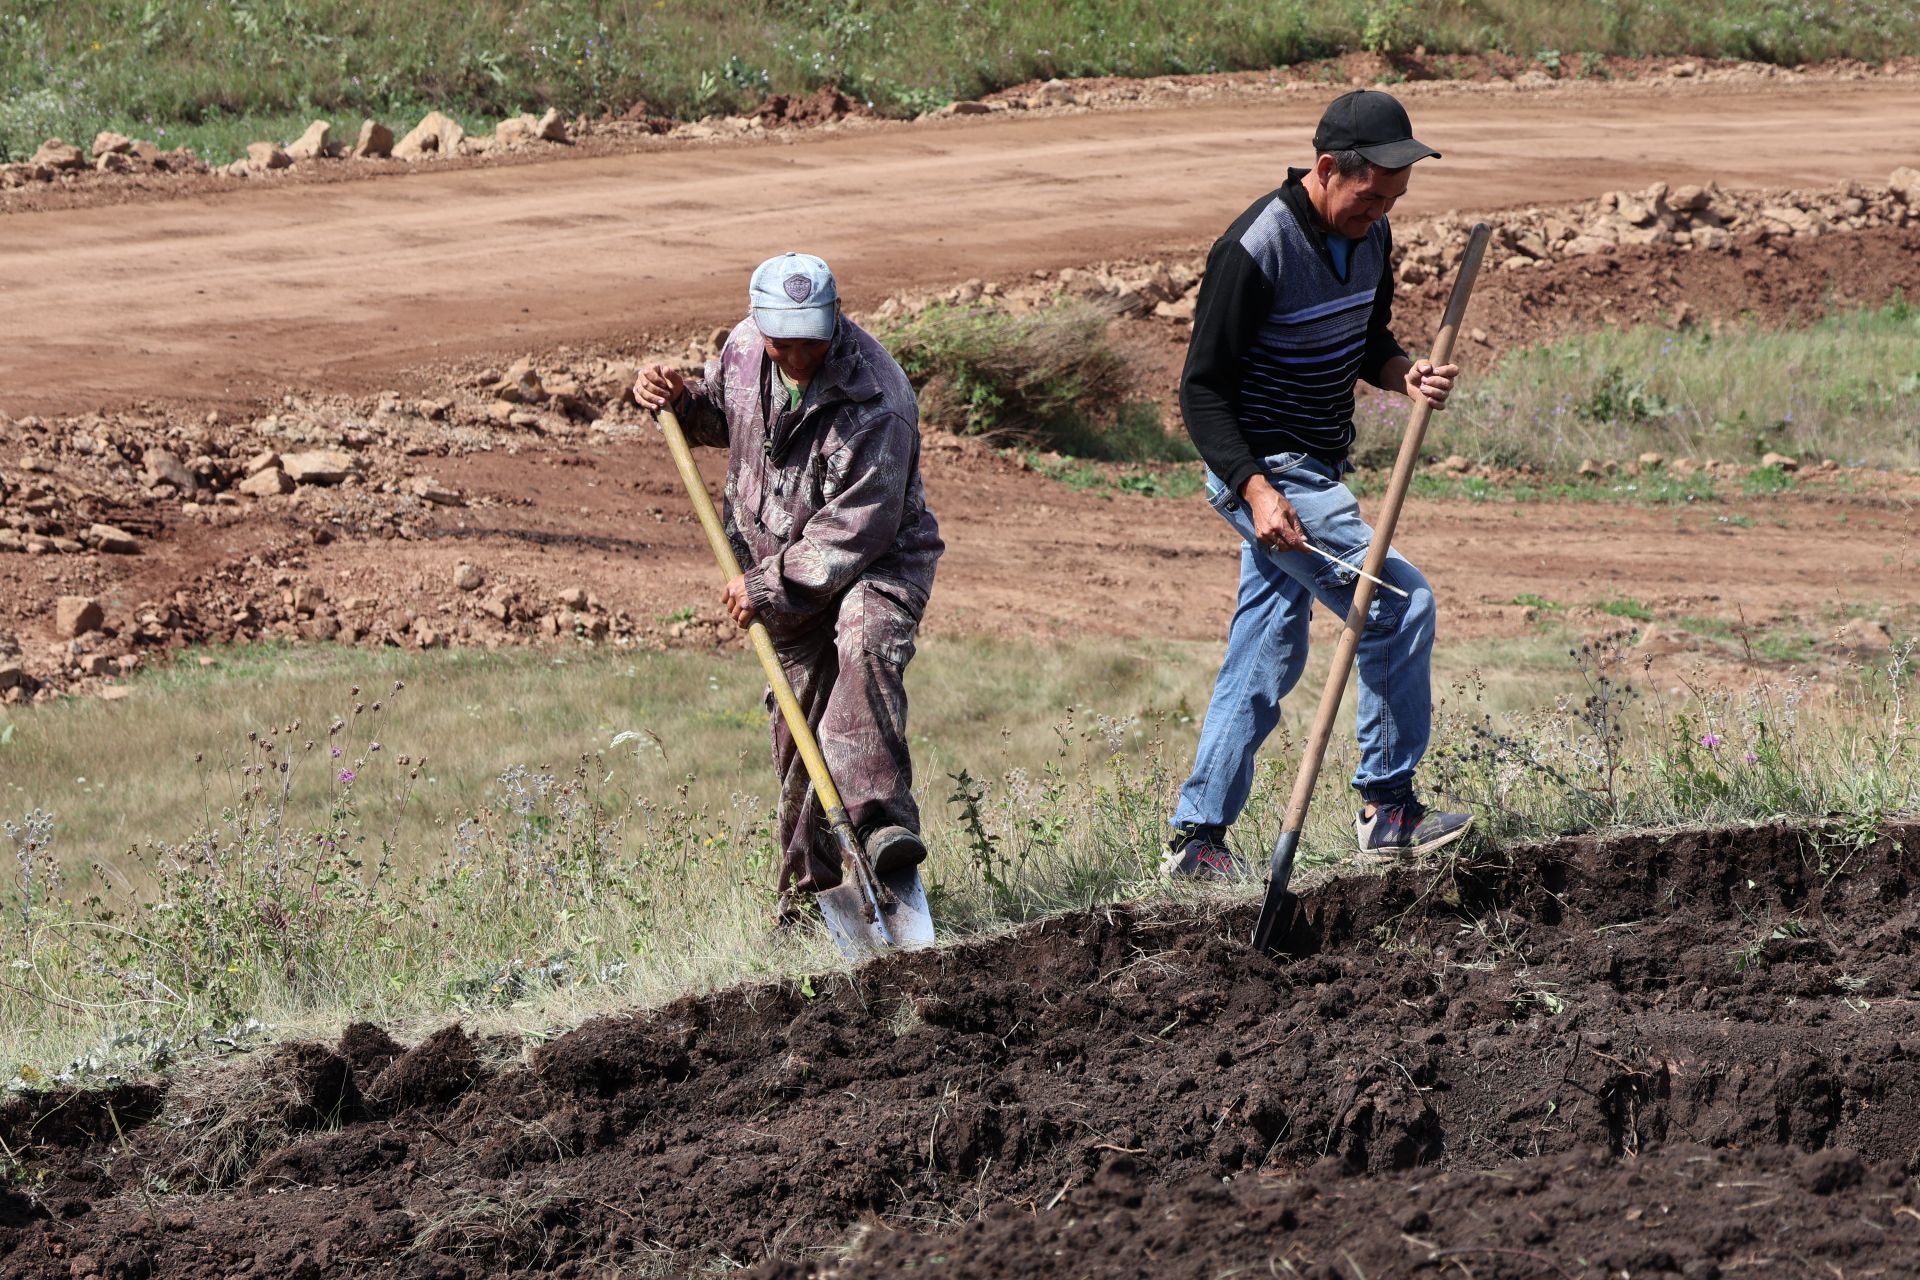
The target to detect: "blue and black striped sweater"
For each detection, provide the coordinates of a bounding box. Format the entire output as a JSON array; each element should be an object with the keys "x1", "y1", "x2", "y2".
[{"x1": 1180, "y1": 169, "x2": 1407, "y2": 497}]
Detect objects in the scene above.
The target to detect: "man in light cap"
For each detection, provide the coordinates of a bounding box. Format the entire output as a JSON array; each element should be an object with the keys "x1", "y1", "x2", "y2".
[
  {"x1": 635, "y1": 252, "x2": 942, "y2": 904},
  {"x1": 1165, "y1": 89, "x2": 1473, "y2": 879}
]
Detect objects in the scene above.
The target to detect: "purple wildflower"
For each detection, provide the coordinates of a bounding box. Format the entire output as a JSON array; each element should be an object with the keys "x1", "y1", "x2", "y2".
[
  {"x1": 1701, "y1": 733, "x2": 1723, "y2": 749},
  {"x1": 1744, "y1": 751, "x2": 1759, "y2": 765},
  {"x1": 331, "y1": 746, "x2": 343, "y2": 758},
  {"x1": 338, "y1": 769, "x2": 356, "y2": 784}
]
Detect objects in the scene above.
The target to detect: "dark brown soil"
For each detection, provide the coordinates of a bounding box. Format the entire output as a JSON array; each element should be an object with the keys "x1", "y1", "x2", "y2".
[{"x1": 2, "y1": 820, "x2": 1918, "y2": 1277}]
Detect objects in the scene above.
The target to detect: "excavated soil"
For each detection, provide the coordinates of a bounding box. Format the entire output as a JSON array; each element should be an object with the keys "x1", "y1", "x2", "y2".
[{"x1": 3, "y1": 821, "x2": 1919, "y2": 1277}]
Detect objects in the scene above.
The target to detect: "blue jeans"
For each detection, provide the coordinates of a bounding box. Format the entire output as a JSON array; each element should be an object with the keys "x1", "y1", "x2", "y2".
[{"x1": 1172, "y1": 452, "x2": 1437, "y2": 831}]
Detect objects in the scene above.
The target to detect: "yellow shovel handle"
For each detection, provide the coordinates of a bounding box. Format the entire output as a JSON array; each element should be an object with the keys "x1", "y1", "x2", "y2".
[{"x1": 656, "y1": 408, "x2": 849, "y2": 820}]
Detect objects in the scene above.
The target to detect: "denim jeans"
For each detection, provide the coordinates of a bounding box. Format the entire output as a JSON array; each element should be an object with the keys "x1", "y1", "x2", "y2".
[{"x1": 1172, "y1": 452, "x2": 1437, "y2": 832}]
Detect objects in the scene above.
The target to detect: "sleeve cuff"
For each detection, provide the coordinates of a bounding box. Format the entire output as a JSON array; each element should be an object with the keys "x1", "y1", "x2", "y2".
[
  {"x1": 745, "y1": 561, "x2": 784, "y2": 615},
  {"x1": 1225, "y1": 461, "x2": 1263, "y2": 498}
]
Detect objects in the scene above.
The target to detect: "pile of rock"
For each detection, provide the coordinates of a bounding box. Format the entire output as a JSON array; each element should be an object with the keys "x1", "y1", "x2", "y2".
[
  {"x1": 1395, "y1": 167, "x2": 1920, "y2": 278},
  {"x1": 216, "y1": 107, "x2": 574, "y2": 177},
  {"x1": 0, "y1": 131, "x2": 208, "y2": 186}
]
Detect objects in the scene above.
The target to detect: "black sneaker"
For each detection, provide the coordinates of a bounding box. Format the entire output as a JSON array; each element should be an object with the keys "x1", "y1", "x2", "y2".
[
  {"x1": 1161, "y1": 825, "x2": 1246, "y2": 881},
  {"x1": 863, "y1": 824, "x2": 927, "y2": 875},
  {"x1": 1355, "y1": 800, "x2": 1472, "y2": 861}
]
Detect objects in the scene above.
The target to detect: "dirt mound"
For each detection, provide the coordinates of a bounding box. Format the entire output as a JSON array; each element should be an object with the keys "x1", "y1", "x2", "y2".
[
  {"x1": 1, "y1": 820, "x2": 1917, "y2": 1276},
  {"x1": 760, "y1": 1143, "x2": 1919, "y2": 1279}
]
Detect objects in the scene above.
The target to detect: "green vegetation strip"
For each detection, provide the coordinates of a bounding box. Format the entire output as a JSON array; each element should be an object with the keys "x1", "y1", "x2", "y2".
[
  {"x1": 7, "y1": 0, "x2": 1920, "y2": 161},
  {"x1": 1, "y1": 629, "x2": 1912, "y2": 1081}
]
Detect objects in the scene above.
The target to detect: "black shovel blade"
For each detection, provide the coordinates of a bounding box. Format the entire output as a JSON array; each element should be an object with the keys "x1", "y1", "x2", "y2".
[{"x1": 1251, "y1": 829, "x2": 1302, "y2": 958}]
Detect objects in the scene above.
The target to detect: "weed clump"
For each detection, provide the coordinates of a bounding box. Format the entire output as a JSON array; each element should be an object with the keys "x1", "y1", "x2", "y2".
[{"x1": 881, "y1": 301, "x2": 1189, "y2": 461}]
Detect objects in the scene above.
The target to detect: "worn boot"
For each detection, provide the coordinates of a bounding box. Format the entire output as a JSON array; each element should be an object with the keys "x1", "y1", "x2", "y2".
[{"x1": 863, "y1": 824, "x2": 928, "y2": 875}]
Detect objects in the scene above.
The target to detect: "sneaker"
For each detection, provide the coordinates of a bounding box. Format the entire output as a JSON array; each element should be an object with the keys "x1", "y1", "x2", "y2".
[
  {"x1": 863, "y1": 824, "x2": 928, "y2": 875},
  {"x1": 1162, "y1": 825, "x2": 1245, "y2": 881},
  {"x1": 1355, "y1": 800, "x2": 1473, "y2": 861}
]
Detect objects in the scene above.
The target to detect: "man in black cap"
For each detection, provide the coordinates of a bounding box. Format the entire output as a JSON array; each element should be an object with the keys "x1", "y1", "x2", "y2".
[{"x1": 1164, "y1": 89, "x2": 1472, "y2": 879}]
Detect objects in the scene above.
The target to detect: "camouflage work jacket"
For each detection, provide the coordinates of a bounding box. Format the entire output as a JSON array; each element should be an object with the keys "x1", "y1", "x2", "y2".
[{"x1": 678, "y1": 316, "x2": 942, "y2": 640}]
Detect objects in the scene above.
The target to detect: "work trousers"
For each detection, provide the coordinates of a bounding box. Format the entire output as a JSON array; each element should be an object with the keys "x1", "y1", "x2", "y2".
[{"x1": 769, "y1": 577, "x2": 923, "y2": 894}]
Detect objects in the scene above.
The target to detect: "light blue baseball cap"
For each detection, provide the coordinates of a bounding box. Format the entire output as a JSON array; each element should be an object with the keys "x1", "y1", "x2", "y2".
[{"x1": 749, "y1": 251, "x2": 839, "y2": 340}]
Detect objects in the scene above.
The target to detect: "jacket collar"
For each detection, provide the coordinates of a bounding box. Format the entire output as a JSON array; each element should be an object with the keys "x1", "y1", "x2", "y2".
[{"x1": 758, "y1": 317, "x2": 884, "y2": 459}]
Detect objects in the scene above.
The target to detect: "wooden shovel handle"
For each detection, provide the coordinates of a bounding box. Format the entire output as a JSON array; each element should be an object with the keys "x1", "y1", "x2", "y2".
[{"x1": 1277, "y1": 222, "x2": 1494, "y2": 836}]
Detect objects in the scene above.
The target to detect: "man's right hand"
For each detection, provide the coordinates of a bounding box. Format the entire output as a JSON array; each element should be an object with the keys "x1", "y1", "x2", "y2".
[
  {"x1": 634, "y1": 363, "x2": 687, "y2": 412},
  {"x1": 1241, "y1": 474, "x2": 1309, "y2": 552}
]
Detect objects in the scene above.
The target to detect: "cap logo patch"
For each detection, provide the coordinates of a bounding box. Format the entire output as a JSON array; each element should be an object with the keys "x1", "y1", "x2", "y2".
[{"x1": 783, "y1": 274, "x2": 814, "y2": 303}]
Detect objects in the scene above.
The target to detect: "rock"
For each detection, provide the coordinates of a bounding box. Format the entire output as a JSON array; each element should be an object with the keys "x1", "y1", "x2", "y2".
[
  {"x1": 453, "y1": 563, "x2": 485, "y2": 592},
  {"x1": 1889, "y1": 166, "x2": 1920, "y2": 206},
  {"x1": 1669, "y1": 183, "x2": 1710, "y2": 211},
  {"x1": 285, "y1": 120, "x2": 332, "y2": 161},
  {"x1": 1024, "y1": 79, "x2": 1076, "y2": 110},
  {"x1": 244, "y1": 449, "x2": 281, "y2": 477},
  {"x1": 56, "y1": 597, "x2": 104, "y2": 638},
  {"x1": 79, "y1": 653, "x2": 118, "y2": 678},
  {"x1": 91, "y1": 131, "x2": 134, "y2": 159},
  {"x1": 487, "y1": 400, "x2": 516, "y2": 424},
  {"x1": 1562, "y1": 234, "x2": 1613, "y2": 256},
  {"x1": 1152, "y1": 295, "x2": 1197, "y2": 322},
  {"x1": 557, "y1": 586, "x2": 589, "y2": 611},
  {"x1": 1614, "y1": 196, "x2": 1657, "y2": 227},
  {"x1": 1835, "y1": 617, "x2": 1894, "y2": 651},
  {"x1": 489, "y1": 358, "x2": 545, "y2": 404},
  {"x1": 0, "y1": 659, "x2": 24, "y2": 691},
  {"x1": 1438, "y1": 454, "x2": 1472, "y2": 475},
  {"x1": 246, "y1": 141, "x2": 292, "y2": 172},
  {"x1": 1578, "y1": 458, "x2": 1604, "y2": 477},
  {"x1": 941, "y1": 100, "x2": 996, "y2": 116},
  {"x1": 351, "y1": 120, "x2": 394, "y2": 160},
  {"x1": 238, "y1": 467, "x2": 294, "y2": 497},
  {"x1": 94, "y1": 150, "x2": 134, "y2": 174},
  {"x1": 87, "y1": 523, "x2": 141, "y2": 554},
  {"x1": 1759, "y1": 452, "x2": 1799, "y2": 471},
  {"x1": 495, "y1": 116, "x2": 538, "y2": 149},
  {"x1": 394, "y1": 111, "x2": 464, "y2": 160},
  {"x1": 30, "y1": 139, "x2": 86, "y2": 171},
  {"x1": 537, "y1": 108, "x2": 568, "y2": 142},
  {"x1": 1669, "y1": 61, "x2": 1700, "y2": 78},
  {"x1": 1638, "y1": 451, "x2": 1666, "y2": 468},
  {"x1": 1690, "y1": 225, "x2": 1731, "y2": 251},
  {"x1": 407, "y1": 477, "x2": 464, "y2": 506},
  {"x1": 280, "y1": 450, "x2": 357, "y2": 486},
  {"x1": 143, "y1": 448, "x2": 197, "y2": 491}
]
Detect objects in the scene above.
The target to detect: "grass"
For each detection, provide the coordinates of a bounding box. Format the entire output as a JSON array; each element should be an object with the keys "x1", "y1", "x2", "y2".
[
  {"x1": 1429, "y1": 301, "x2": 1920, "y2": 473},
  {"x1": 6, "y1": 0, "x2": 1920, "y2": 162},
  {"x1": 1, "y1": 624, "x2": 1914, "y2": 1081}
]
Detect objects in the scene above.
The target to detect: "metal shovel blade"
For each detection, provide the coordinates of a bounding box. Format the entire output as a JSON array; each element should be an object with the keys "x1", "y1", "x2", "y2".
[
  {"x1": 816, "y1": 868, "x2": 935, "y2": 960},
  {"x1": 1251, "y1": 829, "x2": 1301, "y2": 958}
]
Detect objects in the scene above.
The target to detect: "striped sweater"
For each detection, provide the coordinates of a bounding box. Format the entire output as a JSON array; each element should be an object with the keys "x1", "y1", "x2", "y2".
[{"x1": 1180, "y1": 169, "x2": 1407, "y2": 496}]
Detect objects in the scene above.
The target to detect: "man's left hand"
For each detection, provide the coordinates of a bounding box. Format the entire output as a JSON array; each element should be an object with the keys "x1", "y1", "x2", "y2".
[
  {"x1": 1405, "y1": 358, "x2": 1459, "y2": 410},
  {"x1": 722, "y1": 575, "x2": 756, "y2": 627}
]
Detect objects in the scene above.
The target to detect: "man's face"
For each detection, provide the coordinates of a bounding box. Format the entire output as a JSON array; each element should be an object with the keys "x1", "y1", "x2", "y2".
[
  {"x1": 1317, "y1": 157, "x2": 1412, "y2": 238},
  {"x1": 763, "y1": 334, "x2": 831, "y2": 384}
]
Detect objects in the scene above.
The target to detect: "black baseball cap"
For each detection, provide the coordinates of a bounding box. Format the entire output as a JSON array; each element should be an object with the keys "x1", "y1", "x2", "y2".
[{"x1": 1311, "y1": 90, "x2": 1440, "y2": 169}]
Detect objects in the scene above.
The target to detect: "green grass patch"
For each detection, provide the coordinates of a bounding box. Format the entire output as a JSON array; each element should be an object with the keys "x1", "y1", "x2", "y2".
[
  {"x1": 1595, "y1": 598, "x2": 1655, "y2": 622},
  {"x1": 7, "y1": 1, "x2": 1920, "y2": 161},
  {"x1": 2, "y1": 626, "x2": 1913, "y2": 1080},
  {"x1": 1433, "y1": 301, "x2": 1920, "y2": 473}
]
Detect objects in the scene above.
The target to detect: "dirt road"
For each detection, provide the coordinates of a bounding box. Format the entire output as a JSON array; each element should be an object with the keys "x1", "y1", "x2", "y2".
[{"x1": 4, "y1": 79, "x2": 1919, "y2": 416}]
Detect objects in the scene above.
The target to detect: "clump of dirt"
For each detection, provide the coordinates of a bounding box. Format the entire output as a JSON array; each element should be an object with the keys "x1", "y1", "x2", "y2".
[
  {"x1": 366, "y1": 1024, "x2": 480, "y2": 1111},
  {"x1": 156, "y1": 1042, "x2": 364, "y2": 1192},
  {"x1": 752, "y1": 86, "x2": 867, "y2": 128},
  {"x1": 336, "y1": 1021, "x2": 404, "y2": 1080},
  {"x1": 1, "y1": 821, "x2": 1917, "y2": 1277}
]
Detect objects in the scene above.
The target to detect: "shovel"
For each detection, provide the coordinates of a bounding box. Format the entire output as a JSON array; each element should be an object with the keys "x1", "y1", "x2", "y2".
[
  {"x1": 1252, "y1": 222, "x2": 1493, "y2": 959},
  {"x1": 656, "y1": 407, "x2": 936, "y2": 960}
]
